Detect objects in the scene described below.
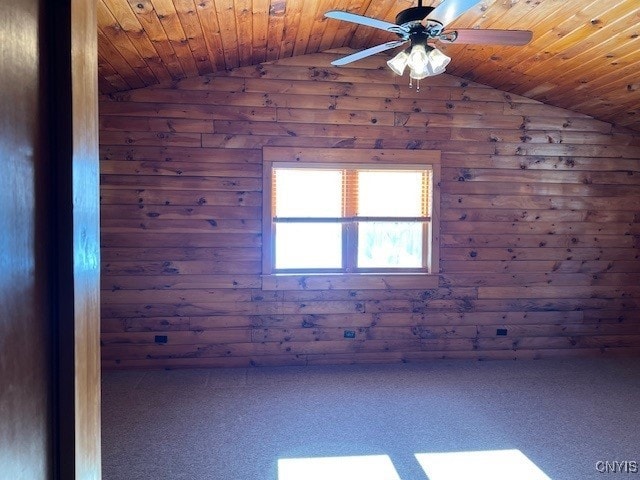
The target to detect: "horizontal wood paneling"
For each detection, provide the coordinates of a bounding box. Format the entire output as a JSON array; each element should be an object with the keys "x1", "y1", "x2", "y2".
[{"x1": 100, "y1": 54, "x2": 640, "y2": 369}]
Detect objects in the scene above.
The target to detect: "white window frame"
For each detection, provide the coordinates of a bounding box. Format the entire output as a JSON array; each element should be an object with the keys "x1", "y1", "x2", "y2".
[{"x1": 262, "y1": 147, "x2": 440, "y2": 289}]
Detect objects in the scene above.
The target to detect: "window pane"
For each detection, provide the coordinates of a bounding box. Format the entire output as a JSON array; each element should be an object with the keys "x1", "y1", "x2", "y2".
[
  {"x1": 275, "y1": 223, "x2": 342, "y2": 269},
  {"x1": 357, "y1": 222, "x2": 423, "y2": 268},
  {"x1": 358, "y1": 170, "x2": 424, "y2": 217},
  {"x1": 275, "y1": 169, "x2": 342, "y2": 217}
]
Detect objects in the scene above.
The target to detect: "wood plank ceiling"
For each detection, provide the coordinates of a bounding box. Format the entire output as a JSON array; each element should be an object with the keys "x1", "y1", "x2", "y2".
[{"x1": 98, "y1": 0, "x2": 640, "y2": 132}]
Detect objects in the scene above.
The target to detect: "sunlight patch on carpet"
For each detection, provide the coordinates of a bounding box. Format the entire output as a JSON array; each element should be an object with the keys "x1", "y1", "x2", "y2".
[
  {"x1": 415, "y1": 449, "x2": 552, "y2": 480},
  {"x1": 278, "y1": 454, "x2": 401, "y2": 480}
]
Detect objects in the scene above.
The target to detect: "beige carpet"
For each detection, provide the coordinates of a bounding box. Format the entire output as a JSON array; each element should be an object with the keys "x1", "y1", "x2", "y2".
[{"x1": 102, "y1": 358, "x2": 640, "y2": 479}]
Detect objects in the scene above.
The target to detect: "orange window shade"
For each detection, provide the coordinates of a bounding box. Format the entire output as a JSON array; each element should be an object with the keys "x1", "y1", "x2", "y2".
[{"x1": 272, "y1": 165, "x2": 431, "y2": 220}]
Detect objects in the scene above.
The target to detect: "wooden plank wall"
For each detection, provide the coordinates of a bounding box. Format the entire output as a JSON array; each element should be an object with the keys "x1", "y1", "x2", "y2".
[{"x1": 99, "y1": 51, "x2": 640, "y2": 369}]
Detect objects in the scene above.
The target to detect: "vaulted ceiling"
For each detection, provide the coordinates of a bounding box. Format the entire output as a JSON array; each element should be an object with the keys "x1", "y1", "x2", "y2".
[{"x1": 98, "y1": 0, "x2": 640, "y2": 132}]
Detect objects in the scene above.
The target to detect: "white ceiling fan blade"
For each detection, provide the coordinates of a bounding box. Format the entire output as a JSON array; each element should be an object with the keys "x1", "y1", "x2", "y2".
[
  {"x1": 325, "y1": 10, "x2": 406, "y2": 34},
  {"x1": 445, "y1": 29, "x2": 533, "y2": 45},
  {"x1": 331, "y1": 40, "x2": 408, "y2": 66},
  {"x1": 426, "y1": 0, "x2": 483, "y2": 28}
]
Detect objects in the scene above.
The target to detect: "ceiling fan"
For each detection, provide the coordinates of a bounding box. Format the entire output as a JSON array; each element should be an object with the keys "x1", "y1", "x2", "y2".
[{"x1": 325, "y1": 0, "x2": 533, "y2": 89}]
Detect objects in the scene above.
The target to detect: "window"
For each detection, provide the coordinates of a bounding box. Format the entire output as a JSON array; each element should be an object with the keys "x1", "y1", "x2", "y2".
[
  {"x1": 262, "y1": 148, "x2": 440, "y2": 277},
  {"x1": 271, "y1": 165, "x2": 430, "y2": 271}
]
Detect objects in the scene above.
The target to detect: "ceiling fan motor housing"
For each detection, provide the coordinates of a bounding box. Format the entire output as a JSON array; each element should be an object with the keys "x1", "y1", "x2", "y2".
[{"x1": 395, "y1": 6, "x2": 434, "y2": 27}]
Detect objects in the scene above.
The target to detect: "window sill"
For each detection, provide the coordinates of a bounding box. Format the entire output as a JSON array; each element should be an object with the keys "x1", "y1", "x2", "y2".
[{"x1": 261, "y1": 273, "x2": 439, "y2": 291}]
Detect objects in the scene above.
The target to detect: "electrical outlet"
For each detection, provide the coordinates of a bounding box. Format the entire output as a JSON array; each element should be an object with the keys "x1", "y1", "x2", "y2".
[
  {"x1": 496, "y1": 328, "x2": 508, "y2": 336},
  {"x1": 155, "y1": 335, "x2": 168, "y2": 343},
  {"x1": 344, "y1": 330, "x2": 356, "y2": 339}
]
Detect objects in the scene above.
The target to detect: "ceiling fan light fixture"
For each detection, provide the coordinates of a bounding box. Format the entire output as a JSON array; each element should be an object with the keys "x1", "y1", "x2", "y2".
[
  {"x1": 387, "y1": 49, "x2": 410, "y2": 75},
  {"x1": 427, "y1": 47, "x2": 451, "y2": 74},
  {"x1": 387, "y1": 41, "x2": 452, "y2": 82},
  {"x1": 407, "y1": 43, "x2": 430, "y2": 72},
  {"x1": 400, "y1": 43, "x2": 451, "y2": 86}
]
